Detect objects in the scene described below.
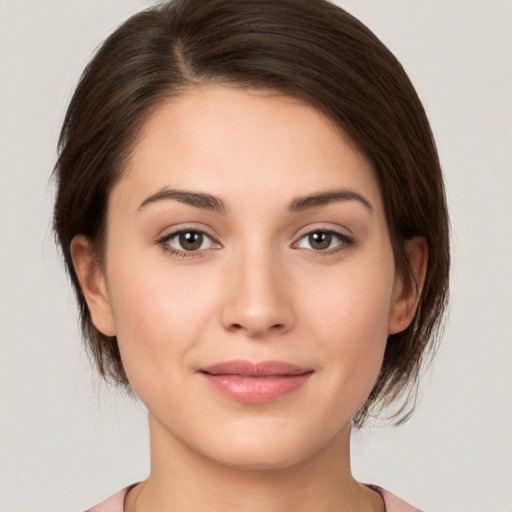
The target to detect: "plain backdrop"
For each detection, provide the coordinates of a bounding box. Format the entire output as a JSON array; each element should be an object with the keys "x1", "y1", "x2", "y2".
[{"x1": 1, "y1": 1, "x2": 511, "y2": 511}]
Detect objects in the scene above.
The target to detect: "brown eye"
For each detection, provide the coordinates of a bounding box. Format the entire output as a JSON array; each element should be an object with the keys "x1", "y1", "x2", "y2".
[
  {"x1": 295, "y1": 229, "x2": 353, "y2": 252},
  {"x1": 162, "y1": 229, "x2": 215, "y2": 253},
  {"x1": 179, "y1": 231, "x2": 204, "y2": 251},
  {"x1": 308, "y1": 232, "x2": 332, "y2": 250}
]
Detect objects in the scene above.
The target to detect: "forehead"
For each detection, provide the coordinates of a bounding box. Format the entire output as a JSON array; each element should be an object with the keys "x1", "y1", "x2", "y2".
[{"x1": 115, "y1": 84, "x2": 381, "y2": 212}]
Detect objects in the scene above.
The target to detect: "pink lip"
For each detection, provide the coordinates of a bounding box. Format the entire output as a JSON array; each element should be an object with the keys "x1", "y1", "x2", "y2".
[{"x1": 199, "y1": 360, "x2": 313, "y2": 404}]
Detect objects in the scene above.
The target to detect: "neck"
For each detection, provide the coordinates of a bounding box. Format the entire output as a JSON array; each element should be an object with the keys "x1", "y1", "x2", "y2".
[{"x1": 125, "y1": 414, "x2": 383, "y2": 512}]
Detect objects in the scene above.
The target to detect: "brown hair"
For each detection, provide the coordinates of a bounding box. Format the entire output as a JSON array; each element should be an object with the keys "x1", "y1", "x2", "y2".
[{"x1": 53, "y1": 0, "x2": 449, "y2": 428}]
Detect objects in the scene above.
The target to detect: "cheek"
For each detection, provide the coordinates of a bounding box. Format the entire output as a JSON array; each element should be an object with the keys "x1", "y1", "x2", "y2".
[
  {"x1": 303, "y1": 255, "x2": 394, "y2": 338},
  {"x1": 300, "y1": 255, "x2": 394, "y2": 392},
  {"x1": 105, "y1": 257, "x2": 220, "y2": 385}
]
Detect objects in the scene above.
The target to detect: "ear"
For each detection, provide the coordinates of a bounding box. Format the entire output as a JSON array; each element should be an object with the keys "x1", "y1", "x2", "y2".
[
  {"x1": 70, "y1": 235, "x2": 116, "y2": 337},
  {"x1": 388, "y1": 236, "x2": 428, "y2": 335}
]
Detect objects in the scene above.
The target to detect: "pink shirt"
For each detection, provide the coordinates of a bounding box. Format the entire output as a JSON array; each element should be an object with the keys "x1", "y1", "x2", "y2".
[{"x1": 85, "y1": 484, "x2": 422, "y2": 511}]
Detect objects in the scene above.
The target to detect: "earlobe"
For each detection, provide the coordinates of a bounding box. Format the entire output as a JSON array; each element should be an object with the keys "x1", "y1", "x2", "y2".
[
  {"x1": 388, "y1": 236, "x2": 428, "y2": 335},
  {"x1": 70, "y1": 235, "x2": 116, "y2": 337}
]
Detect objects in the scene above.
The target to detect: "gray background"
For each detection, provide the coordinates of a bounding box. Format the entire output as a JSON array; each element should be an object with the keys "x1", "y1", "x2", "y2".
[{"x1": 1, "y1": 1, "x2": 511, "y2": 511}]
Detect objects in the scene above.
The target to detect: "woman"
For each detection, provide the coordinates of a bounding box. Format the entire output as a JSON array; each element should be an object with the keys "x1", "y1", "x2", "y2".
[{"x1": 53, "y1": 0, "x2": 449, "y2": 510}]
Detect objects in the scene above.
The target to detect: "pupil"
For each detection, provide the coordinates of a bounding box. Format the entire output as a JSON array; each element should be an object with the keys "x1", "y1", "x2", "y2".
[
  {"x1": 179, "y1": 231, "x2": 202, "y2": 250},
  {"x1": 309, "y1": 232, "x2": 331, "y2": 250}
]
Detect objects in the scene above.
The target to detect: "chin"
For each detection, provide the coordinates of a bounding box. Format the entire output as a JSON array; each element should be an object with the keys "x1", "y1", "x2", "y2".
[
  {"x1": 208, "y1": 445, "x2": 310, "y2": 472},
  {"x1": 196, "y1": 423, "x2": 338, "y2": 472}
]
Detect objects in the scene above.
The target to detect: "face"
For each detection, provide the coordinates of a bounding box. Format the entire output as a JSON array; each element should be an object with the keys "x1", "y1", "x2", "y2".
[{"x1": 74, "y1": 85, "x2": 415, "y2": 470}]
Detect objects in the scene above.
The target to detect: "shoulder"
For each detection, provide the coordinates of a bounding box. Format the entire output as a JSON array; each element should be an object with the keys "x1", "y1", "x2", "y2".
[
  {"x1": 83, "y1": 485, "x2": 134, "y2": 512},
  {"x1": 368, "y1": 485, "x2": 424, "y2": 512}
]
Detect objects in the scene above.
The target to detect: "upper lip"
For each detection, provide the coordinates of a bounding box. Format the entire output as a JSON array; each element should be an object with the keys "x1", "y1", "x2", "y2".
[{"x1": 200, "y1": 360, "x2": 312, "y2": 377}]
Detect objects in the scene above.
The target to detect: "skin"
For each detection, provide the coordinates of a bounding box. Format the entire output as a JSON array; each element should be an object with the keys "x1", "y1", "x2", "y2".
[{"x1": 71, "y1": 85, "x2": 427, "y2": 512}]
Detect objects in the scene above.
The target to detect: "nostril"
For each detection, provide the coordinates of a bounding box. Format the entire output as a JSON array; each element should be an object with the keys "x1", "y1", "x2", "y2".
[
  {"x1": 221, "y1": 289, "x2": 295, "y2": 336},
  {"x1": 228, "y1": 321, "x2": 286, "y2": 335}
]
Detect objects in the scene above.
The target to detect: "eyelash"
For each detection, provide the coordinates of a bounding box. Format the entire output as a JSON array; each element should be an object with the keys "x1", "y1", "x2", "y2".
[
  {"x1": 157, "y1": 228, "x2": 221, "y2": 259},
  {"x1": 156, "y1": 228, "x2": 355, "y2": 259},
  {"x1": 292, "y1": 228, "x2": 355, "y2": 255}
]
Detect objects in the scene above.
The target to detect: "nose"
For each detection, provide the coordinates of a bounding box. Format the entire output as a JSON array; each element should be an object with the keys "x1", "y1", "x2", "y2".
[{"x1": 220, "y1": 248, "x2": 295, "y2": 338}]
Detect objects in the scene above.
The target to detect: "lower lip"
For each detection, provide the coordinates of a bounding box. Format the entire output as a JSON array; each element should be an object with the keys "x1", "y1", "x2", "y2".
[{"x1": 201, "y1": 373, "x2": 313, "y2": 404}]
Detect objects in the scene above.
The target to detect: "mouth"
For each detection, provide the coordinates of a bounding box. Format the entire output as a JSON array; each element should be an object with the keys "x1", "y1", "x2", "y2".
[{"x1": 199, "y1": 360, "x2": 314, "y2": 404}]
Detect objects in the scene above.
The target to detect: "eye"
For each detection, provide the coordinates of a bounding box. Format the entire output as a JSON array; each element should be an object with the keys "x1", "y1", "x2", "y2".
[
  {"x1": 159, "y1": 229, "x2": 217, "y2": 254},
  {"x1": 295, "y1": 229, "x2": 352, "y2": 252}
]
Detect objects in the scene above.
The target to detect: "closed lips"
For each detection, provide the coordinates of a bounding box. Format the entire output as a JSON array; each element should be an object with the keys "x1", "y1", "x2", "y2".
[
  {"x1": 199, "y1": 360, "x2": 313, "y2": 377},
  {"x1": 199, "y1": 360, "x2": 314, "y2": 404}
]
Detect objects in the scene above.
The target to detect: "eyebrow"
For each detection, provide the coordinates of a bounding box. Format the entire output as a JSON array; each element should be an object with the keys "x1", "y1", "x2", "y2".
[
  {"x1": 137, "y1": 187, "x2": 372, "y2": 214},
  {"x1": 288, "y1": 189, "x2": 372, "y2": 212},
  {"x1": 138, "y1": 188, "x2": 226, "y2": 213}
]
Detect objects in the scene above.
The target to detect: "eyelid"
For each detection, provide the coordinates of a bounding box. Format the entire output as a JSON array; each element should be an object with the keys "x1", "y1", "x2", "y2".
[
  {"x1": 292, "y1": 226, "x2": 356, "y2": 253},
  {"x1": 292, "y1": 220, "x2": 354, "y2": 237},
  {"x1": 155, "y1": 220, "x2": 220, "y2": 239},
  {"x1": 155, "y1": 223, "x2": 355, "y2": 258},
  {"x1": 156, "y1": 226, "x2": 222, "y2": 258}
]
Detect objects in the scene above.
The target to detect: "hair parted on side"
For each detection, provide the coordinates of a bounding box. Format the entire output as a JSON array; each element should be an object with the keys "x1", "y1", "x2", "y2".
[{"x1": 53, "y1": 0, "x2": 449, "y2": 428}]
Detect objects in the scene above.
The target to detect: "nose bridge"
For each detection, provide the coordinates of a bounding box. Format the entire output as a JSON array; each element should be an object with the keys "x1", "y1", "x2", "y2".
[{"x1": 221, "y1": 241, "x2": 294, "y2": 337}]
